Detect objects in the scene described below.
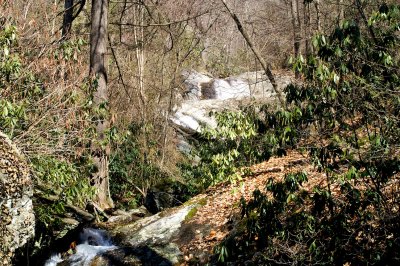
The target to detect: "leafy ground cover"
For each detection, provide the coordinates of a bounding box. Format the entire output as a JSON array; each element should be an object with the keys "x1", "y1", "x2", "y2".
[
  {"x1": 178, "y1": 151, "x2": 312, "y2": 263},
  {"x1": 178, "y1": 149, "x2": 399, "y2": 265}
]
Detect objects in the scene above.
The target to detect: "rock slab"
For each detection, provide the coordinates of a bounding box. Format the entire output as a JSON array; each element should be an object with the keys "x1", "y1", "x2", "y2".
[
  {"x1": 107, "y1": 203, "x2": 201, "y2": 265},
  {"x1": 173, "y1": 70, "x2": 292, "y2": 134},
  {"x1": 0, "y1": 132, "x2": 35, "y2": 265}
]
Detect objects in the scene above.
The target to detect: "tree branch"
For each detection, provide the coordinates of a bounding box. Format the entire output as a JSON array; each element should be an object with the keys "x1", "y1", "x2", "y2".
[
  {"x1": 110, "y1": 10, "x2": 210, "y2": 28},
  {"x1": 107, "y1": 33, "x2": 133, "y2": 103},
  {"x1": 220, "y1": 0, "x2": 285, "y2": 106}
]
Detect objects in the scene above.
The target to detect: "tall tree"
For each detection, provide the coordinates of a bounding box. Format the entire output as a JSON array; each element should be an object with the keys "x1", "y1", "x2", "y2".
[
  {"x1": 304, "y1": 0, "x2": 312, "y2": 57},
  {"x1": 337, "y1": 0, "x2": 344, "y2": 26},
  {"x1": 62, "y1": 0, "x2": 86, "y2": 40},
  {"x1": 62, "y1": 0, "x2": 74, "y2": 39},
  {"x1": 291, "y1": 0, "x2": 301, "y2": 77},
  {"x1": 314, "y1": 0, "x2": 321, "y2": 32},
  {"x1": 89, "y1": 0, "x2": 113, "y2": 209}
]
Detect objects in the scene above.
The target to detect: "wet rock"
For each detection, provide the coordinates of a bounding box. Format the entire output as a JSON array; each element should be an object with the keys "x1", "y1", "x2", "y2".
[
  {"x1": 91, "y1": 246, "x2": 175, "y2": 266},
  {"x1": 110, "y1": 203, "x2": 200, "y2": 265},
  {"x1": 51, "y1": 199, "x2": 205, "y2": 265},
  {"x1": 171, "y1": 98, "x2": 236, "y2": 133},
  {"x1": 44, "y1": 228, "x2": 117, "y2": 266},
  {"x1": 0, "y1": 131, "x2": 35, "y2": 265},
  {"x1": 200, "y1": 78, "x2": 250, "y2": 100},
  {"x1": 120, "y1": 205, "x2": 196, "y2": 246}
]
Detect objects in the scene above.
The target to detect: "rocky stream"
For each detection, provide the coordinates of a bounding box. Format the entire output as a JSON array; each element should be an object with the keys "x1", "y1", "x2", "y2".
[{"x1": 2, "y1": 69, "x2": 292, "y2": 266}]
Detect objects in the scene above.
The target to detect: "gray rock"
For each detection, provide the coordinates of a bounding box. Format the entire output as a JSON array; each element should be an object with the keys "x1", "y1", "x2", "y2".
[
  {"x1": 110, "y1": 203, "x2": 199, "y2": 265},
  {"x1": 235, "y1": 71, "x2": 293, "y2": 98},
  {"x1": 200, "y1": 78, "x2": 250, "y2": 100},
  {"x1": 50, "y1": 200, "x2": 203, "y2": 265},
  {"x1": 90, "y1": 245, "x2": 175, "y2": 266},
  {"x1": 0, "y1": 131, "x2": 35, "y2": 265},
  {"x1": 117, "y1": 205, "x2": 196, "y2": 246},
  {"x1": 107, "y1": 206, "x2": 148, "y2": 224},
  {"x1": 144, "y1": 190, "x2": 181, "y2": 214},
  {"x1": 181, "y1": 69, "x2": 212, "y2": 101},
  {"x1": 172, "y1": 70, "x2": 293, "y2": 136}
]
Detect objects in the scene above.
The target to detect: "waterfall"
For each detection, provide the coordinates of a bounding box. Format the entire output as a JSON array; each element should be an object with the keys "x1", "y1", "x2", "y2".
[{"x1": 44, "y1": 228, "x2": 117, "y2": 266}]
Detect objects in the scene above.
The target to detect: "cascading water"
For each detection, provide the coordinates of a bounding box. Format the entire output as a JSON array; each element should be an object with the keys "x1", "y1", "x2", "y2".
[{"x1": 44, "y1": 228, "x2": 117, "y2": 266}]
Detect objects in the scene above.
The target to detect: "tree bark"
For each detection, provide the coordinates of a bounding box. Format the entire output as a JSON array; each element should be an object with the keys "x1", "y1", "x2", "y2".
[
  {"x1": 290, "y1": 0, "x2": 301, "y2": 55},
  {"x1": 62, "y1": 0, "x2": 87, "y2": 40},
  {"x1": 291, "y1": 0, "x2": 302, "y2": 76},
  {"x1": 314, "y1": 0, "x2": 321, "y2": 32},
  {"x1": 89, "y1": 0, "x2": 113, "y2": 209},
  {"x1": 337, "y1": 0, "x2": 344, "y2": 26},
  {"x1": 62, "y1": 0, "x2": 74, "y2": 40},
  {"x1": 304, "y1": 1, "x2": 312, "y2": 57},
  {"x1": 220, "y1": 0, "x2": 284, "y2": 106}
]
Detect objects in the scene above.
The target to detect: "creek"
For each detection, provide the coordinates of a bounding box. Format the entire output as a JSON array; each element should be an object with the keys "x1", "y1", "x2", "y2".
[
  {"x1": 43, "y1": 203, "x2": 199, "y2": 266},
  {"x1": 44, "y1": 228, "x2": 116, "y2": 266},
  {"x1": 40, "y1": 69, "x2": 291, "y2": 266}
]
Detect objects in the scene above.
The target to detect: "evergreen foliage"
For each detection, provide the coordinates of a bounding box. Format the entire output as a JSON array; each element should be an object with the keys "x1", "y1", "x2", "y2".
[
  {"x1": 214, "y1": 3, "x2": 400, "y2": 264},
  {"x1": 181, "y1": 110, "x2": 272, "y2": 191}
]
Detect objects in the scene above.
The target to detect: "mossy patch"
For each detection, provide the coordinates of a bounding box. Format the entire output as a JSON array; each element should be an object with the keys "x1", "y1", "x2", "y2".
[
  {"x1": 185, "y1": 207, "x2": 198, "y2": 221},
  {"x1": 183, "y1": 196, "x2": 207, "y2": 221},
  {"x1": 184, "y1": 195, "x2": 208, "y2": 207},
  {"x1": 197, "y1": 197, "x2": 207, "y2": 206}
]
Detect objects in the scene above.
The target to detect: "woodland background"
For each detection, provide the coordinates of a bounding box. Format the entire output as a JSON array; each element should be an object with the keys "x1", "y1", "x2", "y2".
[{"x1": 0, "y1": 0, "x2": 399, "y2": 264}]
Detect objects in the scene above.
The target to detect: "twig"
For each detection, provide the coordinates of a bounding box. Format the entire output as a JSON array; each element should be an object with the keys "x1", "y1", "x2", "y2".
[{"x1": 107, "y1": 33, "x2": 133, "y2": 102}]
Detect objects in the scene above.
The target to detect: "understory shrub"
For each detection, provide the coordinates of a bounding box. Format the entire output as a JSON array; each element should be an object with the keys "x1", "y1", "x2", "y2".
[
  {"x1": 216, "y1": 171, "x2": 399, "y2": 265},
  {"x1": 181, "y1": 110, "x2": 275, "y2": 192},
  {"x1": 215, "y1": 3, "x2": 400, "y2": 264},
  {"x1": 0, "y1": 20, "x2": 99, "y2": 259},
  {"x1": 109, "y1": 124, "x2": 173, "y2": 208}
]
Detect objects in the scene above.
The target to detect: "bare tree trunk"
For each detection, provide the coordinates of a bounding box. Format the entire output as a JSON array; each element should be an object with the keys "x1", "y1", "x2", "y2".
[
  {"x1": 337, "y1": 0, "x2": 344, "y2": 26},
  {"x1": 133, "y1": 2, "x2": 150, "y2": 195},
  {"x1": 304, "y1": 1, "x2": 312, "y2": 57},
  {"x1": 62, "y1": 0, "x2": 74, "y2": 39},
  {"x1": 220, "y1": 0, "x2": 284, "y2": 106},
  {"x1": 51, "y1": 0, "x2": 58, "y2": 35},
  {"x1": 291, "y1": 0, "x2": 302, "y2": 76},
  {"x1": 314, "y1": 0, "x2": 321, "y2": 32},
  {"x1": 62, "y1": 0, "x2": 87, "y2": 40},
  {"x1": 89, "y1": 0, "x2": 113, "y2": 209},
  {"x1": 133, "y1": 3, "x2": 146, "y2": 124}
]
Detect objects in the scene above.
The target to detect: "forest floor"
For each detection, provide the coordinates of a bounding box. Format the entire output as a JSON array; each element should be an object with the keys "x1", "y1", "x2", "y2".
[{"x1": 178, "y1": 150, "x2": 328, "y2": 265}]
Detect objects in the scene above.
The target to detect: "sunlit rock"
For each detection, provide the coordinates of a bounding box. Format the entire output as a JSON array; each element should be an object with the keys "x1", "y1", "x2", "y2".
[
  {"x1": 172, "y1": 70, "x2": 292, "y2": 136},
  {"x1": 0, "y1": 132, "x2": 35, "y2": 265},
  {"x1": 201, "y1": 78, "x2": 251, "y2": 100},
  {"x1": 181, "y1": 69, "x2": 212, "y2": 101}
]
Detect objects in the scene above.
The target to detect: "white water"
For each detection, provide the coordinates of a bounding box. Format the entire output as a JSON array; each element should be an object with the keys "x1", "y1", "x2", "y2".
[{"x1": 44, "y1": 228, "x2": 117, "y2": 266}]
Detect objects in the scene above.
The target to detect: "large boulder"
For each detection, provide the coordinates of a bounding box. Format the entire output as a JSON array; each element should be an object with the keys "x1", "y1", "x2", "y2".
[
  {"x1": 181, "y1": 69, "x2": 212, "y2": 101},
  {"x1": 0, "y1": 132, "x2": 35, "y2": 265},
  {"x1": 173, "y1": 70, "x2": 293, "y2": 135},
  {"x1": 200, "y1": 78, "x2": 251, "y2": 100},
  {"x1": 234, "y1": 71, "x2": 292, "y2": 98},
  {"x1": 144, "y1": 189, "x2": 182, "y2": 214},
  {"x1": 108, "y1": 200, "x2": 203, "y2": 265}
]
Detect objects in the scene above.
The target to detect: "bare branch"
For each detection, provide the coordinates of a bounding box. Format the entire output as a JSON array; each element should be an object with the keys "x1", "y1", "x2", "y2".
[
  {"x1": 220, "y1": 0, "x2": 285, "y2": 106},
  {"x1": 111, "y1": 10, "x2": 210, "y2": 28},
  {"x1": 107, "y1": 33, "x2": 133, "y2": 103}
]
